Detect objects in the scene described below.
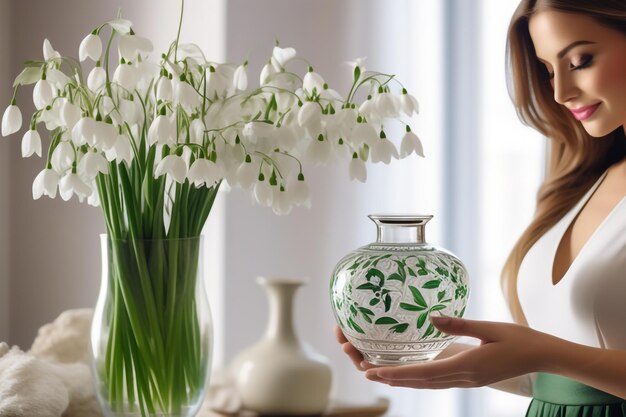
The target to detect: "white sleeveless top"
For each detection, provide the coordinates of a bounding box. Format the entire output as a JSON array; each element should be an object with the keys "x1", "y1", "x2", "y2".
[{"x1": 518, "y1": 169, "x2": 626, "y2": 351}]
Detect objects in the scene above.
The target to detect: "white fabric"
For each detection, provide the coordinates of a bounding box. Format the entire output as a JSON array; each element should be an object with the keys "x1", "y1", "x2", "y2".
[
  {"x1": 0, "y1": 309, "x2": 239, "y2": 417},
  {"x1": 518, "y1": 169, "x2": 626, "y2": 350}
]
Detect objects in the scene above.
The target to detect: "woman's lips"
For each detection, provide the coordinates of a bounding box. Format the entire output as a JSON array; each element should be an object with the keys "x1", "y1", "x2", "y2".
[{"x1": 569, "y1": 103, "x2": 601, "y2": 121}]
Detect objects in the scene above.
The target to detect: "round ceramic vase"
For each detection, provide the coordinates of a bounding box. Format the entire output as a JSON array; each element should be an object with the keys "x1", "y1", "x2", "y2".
[{"x1": 330, "y1": 215, "x2": 470, "y2": 365}]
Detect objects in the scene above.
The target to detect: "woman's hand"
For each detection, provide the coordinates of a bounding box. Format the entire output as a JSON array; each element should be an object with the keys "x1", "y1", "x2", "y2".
[
  {"x1": 361, "y1": 316, "x2": 555, "y2": 389},
  {"x1": 334, "y1": 325, "x2": 377, "y2": 371}
]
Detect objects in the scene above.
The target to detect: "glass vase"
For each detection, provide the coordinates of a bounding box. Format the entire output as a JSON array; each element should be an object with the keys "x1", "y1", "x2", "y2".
[
  {"x1": 330, "y1": 215, "x2": 470, "y2": 365},
  {"x1": 90, "y1": 235, "x2": 213, "y2": 417}
]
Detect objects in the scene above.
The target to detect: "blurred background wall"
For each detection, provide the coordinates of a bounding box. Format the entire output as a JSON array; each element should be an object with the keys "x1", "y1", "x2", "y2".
[{"x1": 0, "y1": 1, "x2": 546, "y2": 416}]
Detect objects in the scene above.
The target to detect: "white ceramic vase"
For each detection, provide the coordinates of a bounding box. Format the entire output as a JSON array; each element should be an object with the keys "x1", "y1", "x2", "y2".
[{"x1": 230, "y1": 277, "x2": 332, "y2": 415}]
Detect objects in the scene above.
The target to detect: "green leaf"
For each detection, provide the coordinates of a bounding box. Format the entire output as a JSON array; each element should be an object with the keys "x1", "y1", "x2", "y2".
[
  {"x1": 437, "y1": 290, "x2": 446, "y2": 302},
  {"x1": 430, "y1": 304, "x2": 447, "y2": 312},
  {"x1": 435, "y1": 266, "x2": 449, "y2": 277},
  {"x1": 390, "y1": 323, "x2": 409, "y2": 334},
  {"x1": 375, "y1": 317, "x2": 399, "y2": 325},
  {"x1": 361, "y1": 312, "x2": 372, "y2": 323},
  {"x1": 366, "y1": 268, "x2": 384, "y2": 282},
  {"x1": 356, "y1": 283, "x2": 379, "y2": 291},
  {"x1": 388, "y1": 273, "x2": 405, "y2": 283},
  {"x1": 400, "y1": 303, "x2": 426, "y2": 312},
  {"x1": 407, "y1": 267, "x2": 417, "y2": 277},
  {"x1": 373, "y1": 254, "x2": 392, "y2": 266},
  {"x1": 423, "y1": 323, "x2": 435, "y2": 338},
  {"x1": 357, "y1": 306, "x2": 375, "y2": 316},
  {"x1": 384, "y1": 294, "x2": 392, "y2": 312},
  {"x1": 369, "y1": 298, "x2": 380, "y2": 306},
  {"x1": 13, "y1": 67, "x2": 42, "y2": 87},
  {"x1": 458, "y1": 306, "x2": 466, "y2": 317},
  {"x1": 348, "y1": 317, "x2": 365, "y2": 334},
  {"x1": 423, "y1": 280, "x2": 441, "y2": 289},
  {"x1": 350, "y1": 305, "x2": 358, "y2": 317},
  {"x1": 417, "y1": 312, "x2": 428, "y2": 329},
  {"x1": 418, "y1": 269, "x2": 429, "y2": 276},
  {"x1": 409, "y1": 285, "x2": 427, "y2": 308}
]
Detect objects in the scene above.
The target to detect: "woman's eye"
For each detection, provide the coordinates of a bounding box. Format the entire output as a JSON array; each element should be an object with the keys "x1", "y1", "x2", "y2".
[{"x1": 570, "y1": 54, "x2": 593, "y2": 70}]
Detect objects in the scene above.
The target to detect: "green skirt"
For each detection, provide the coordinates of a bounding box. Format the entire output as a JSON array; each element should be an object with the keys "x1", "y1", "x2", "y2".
[{"x1": 526, "y1": 373, "x2": 626, "y2": 417}]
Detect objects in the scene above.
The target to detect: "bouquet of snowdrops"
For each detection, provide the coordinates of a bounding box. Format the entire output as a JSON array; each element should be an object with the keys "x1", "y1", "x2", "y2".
[{"x1": 1, "y1": 7, "x2": 423, "y2": 416}]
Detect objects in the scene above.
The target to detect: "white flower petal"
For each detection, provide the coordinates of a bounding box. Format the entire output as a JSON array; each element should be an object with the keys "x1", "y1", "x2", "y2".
[
  {"x1": 43, "y1": 39, "x2": 60, "y2": 61},
  {"x1": 33, "y1": 79, "x2": 55, "y2": 110},
  {"x1": 271, "y1": 46, "x2": 296, "y2": 68},
  {"x1": 21, "y1": 130, "x2": 42, "y2": 158},
  {"x1": 79, "y1": 33, "x2": 102, "y2": 62},
  {"x1": 156, "y1": 77, "x2": 173, "y2": 102},
  {"x1": 108, "y1": 18, "x2": 133, "y2": 34},
  {"x1": 154, "y1": 154, "x2": 187, "y2": 184},
  {"x1": 32, "y1": 168, "x2": 59, "y2": 199},
  {"x1": 87, "y1": 66, "x2": 106, "y2": 92},
  {"x1": 1, "y1": 105, "x2": 22, "y2": 136},
  {"x1": 349, "y1": 155, "x2": 367, "y2": 182},
  {"x1": 233, "y1": 64, "x2": 248, "y2": 91},
  {"x1": 59, "y1": 173, "x2": 91, "y2": 202}
]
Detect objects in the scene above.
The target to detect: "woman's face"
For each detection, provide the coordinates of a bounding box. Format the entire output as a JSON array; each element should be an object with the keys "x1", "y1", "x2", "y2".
[{"x1": 529, "y1": 10, "x2": 626, "y2": 138}]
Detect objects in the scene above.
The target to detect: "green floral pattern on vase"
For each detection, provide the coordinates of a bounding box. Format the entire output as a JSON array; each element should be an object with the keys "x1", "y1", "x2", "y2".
[{"x1": 330, "y1": 215, "x2": 469, "y2": 365}]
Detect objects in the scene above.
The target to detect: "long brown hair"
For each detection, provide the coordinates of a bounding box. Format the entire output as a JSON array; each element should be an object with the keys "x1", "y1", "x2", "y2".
[{"x1": 502, "y1": 0, "x2": 626, "y2": 324}]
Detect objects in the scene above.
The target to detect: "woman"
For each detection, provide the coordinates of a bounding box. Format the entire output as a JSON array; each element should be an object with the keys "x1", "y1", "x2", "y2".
[{"x1": 336, "y1": 0, "x2": 626, "y2": 415}]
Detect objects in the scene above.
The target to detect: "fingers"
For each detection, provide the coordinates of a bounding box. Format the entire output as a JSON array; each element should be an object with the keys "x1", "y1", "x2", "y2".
[
  {"x1": 367, "y1": 375, "x2": 478, "y2": 390},
  {"x1": 334, "y1": 325, "x2": 348, "y2": 343},
  {"x1": 430, "y1": 316, "x2": 502, "y2": 341}
]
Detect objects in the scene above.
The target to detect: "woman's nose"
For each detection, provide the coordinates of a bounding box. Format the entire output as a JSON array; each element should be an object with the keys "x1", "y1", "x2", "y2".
[{"x1": 552, "y1": 72, "x2": 579, "y2": 105}]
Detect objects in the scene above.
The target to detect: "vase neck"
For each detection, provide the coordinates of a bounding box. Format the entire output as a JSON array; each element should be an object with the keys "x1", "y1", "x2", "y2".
[
  {"x1": 369, "y1": 215, "x2": 433, "y2": 244},
  {"x1": 259, "y1": 277, "x2": 305, "y2": 345}
]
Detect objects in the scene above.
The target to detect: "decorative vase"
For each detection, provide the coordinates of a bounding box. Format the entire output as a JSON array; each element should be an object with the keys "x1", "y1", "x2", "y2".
[
  {"x1": 230, "y1": 277, "x2": 332, "y2": 416},
  {"x1": 91, "y1": 235, "x2": 213, "y2": 417},
  {"x1": 330, "y1": 215, "x2": 470, "y2": 365}
]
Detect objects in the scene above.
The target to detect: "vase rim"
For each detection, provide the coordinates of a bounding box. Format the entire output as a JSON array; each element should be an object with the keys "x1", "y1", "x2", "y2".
[
  {"x1": 368, "y1": 214, "x2": 433, "y2": 225},
  {"x1": 257, "y1": 276, "x2": 309, "y2": 286}
]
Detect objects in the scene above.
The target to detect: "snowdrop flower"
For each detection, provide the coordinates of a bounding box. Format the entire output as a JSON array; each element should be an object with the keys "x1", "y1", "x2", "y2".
[
  {"x1": 373, "y1": 91, "x2": 400, "y2": 118},
  {"x1": 259, "y1": 62, "x2": 277, "y2": 86},
  {"x1": 60, "y1": 99, "x2": 81, "y2": 129},
  {"x1": 87, "y1": 66, "x2": 106, "y2": 92},
  {"x1": 59, "y1": 172, "x2": 91, "y2": 201},
  {"x1": 51, "y1": 141, "x2": 75, "y2": 172},
  {"x1": 400, "y1": 126, "x2": 424, "y2": 158},
  {"x1": 71, "y1": 117, "x2": 96, "y2": 146},
  {"x1": 118, "y1": 34, "x2": 153, "y2": 62},
  {"x1": 349, "y1": 153, "x2": 367, "y2": 182},
  {"x1": 105, "y1": 134, "x2": 132, "y2": 164},
  {"x1": 233, "y1": 63, "x2": 247, "y2": 91},
  {"x1": 78, "y1": 150, "x2": 109, "y2": 179},
  {"x1": 370, "y1": 133, "x2": 399, "y2": 164},
  {"x1": 235, "y1": 157, "x2": 257, "y2": 190},
  {"x1": 32, "y1": 168, "x2": 59, "y2": 199},
  {"x1": 400, "y1": 89, "x2": 419, "y2": 116},
  {"x1": 154, "y1": 154, "x2": 187, "y2": 184},
  {"x1": 303, "y1": 70, "x2": 324, "y2": 95},
  {"x1": 290, "y1": 175, "x2": 311, "y2": 208},
  {"x1": 148, "y1": 114, "x2": 176, "y2": 146},
  {"x1": 173, "y1": 79, "x2": 201, "y2": 113},
  {"x1": 206, "y1": 67, "x2": 229, "y2": 99},
  {"x1": 345, "y1": 56, "x2": 367, "y2": 74},
  {"x1": 306, "y1": 135, "x2": 332, "y2": 165},
  {"x1": 79, "y1": 33, "x2": 102, "y2": 62},
  {"x1": 189, "y1": 119, "x2": 205, "y2": 145},
  {"x1": 187, "y1": 158, "x2": 220, "y2": 187},
  {"x1": 348, "y1": 121, "x2": 378, "y2": 147},
  {"x1": 107, "y1": 18, "x2": 133, "y2": 35},
  {"x1": 21, "y1": 130, "x2": 42, "y2": 158},
  {"x1": 87, "y1": 186, "x2": 101, "y2": 207},
  {"x1": 33, "y1": 79, "x2": 55, "y2": 110},
  {"x1": 45, "y1": 68, "x2": 70, "y2": 90},
  {"x1": 156, "y1": 76, "x2": 173, "y2": 102},
  {"x1": 113, "y1": 62, "x2": 138, "y2": 91},
  {"x1": 297, "y1": 101, "x2": 321, "y2": 129},
  {"x1": 39, "y1": 101, "x2": 63, "y2": 130},
  {"x1": 43, "y1": 39, "x2": 61, "y2": 61},
  {"x1": 271, "y1": 187, "x2": 293, "y2": 215},
  {"x1": 271, "y1": 46, "x2": 296, "y2": 69},
  {"x1": 1, "y1": 104, "x2": 22, "y2": 136},
  {"x1": 253, "y1": 179, "x2": 274, "y2": 207},
  {"x1": 358, "y1": 97, "x2": 376, "y2": 121}
]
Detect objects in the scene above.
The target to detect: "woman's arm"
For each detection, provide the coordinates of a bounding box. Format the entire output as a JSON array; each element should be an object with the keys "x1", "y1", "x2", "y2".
[{"x1": 363, "y1": 317, "x2": 626, "y2": 400}]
